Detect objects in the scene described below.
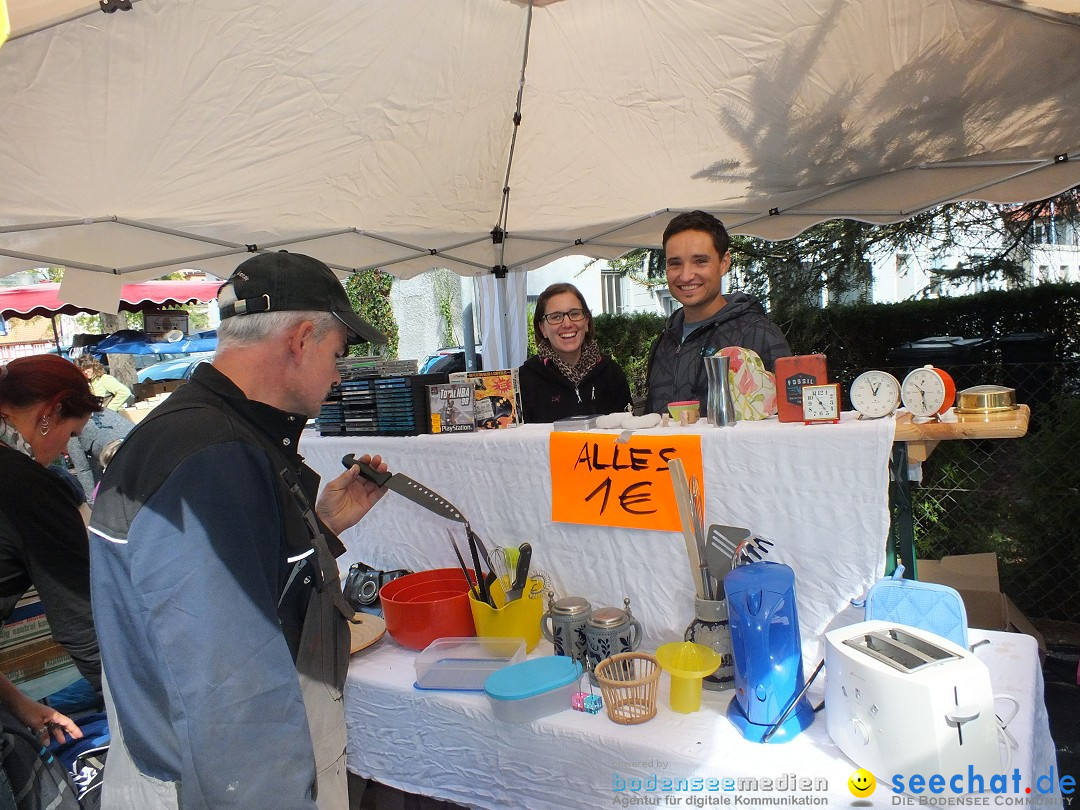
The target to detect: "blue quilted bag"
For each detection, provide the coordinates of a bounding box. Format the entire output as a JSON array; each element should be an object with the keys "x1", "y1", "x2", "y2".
[{"x1": 860, "y1": 565, "x2": 969, "y2": 648}]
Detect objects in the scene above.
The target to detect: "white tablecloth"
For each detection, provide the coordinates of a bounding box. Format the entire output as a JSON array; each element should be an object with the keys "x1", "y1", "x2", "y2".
[
  {"x1": 342, "y1": 630, "x2": 1060, "y2": 809},
  {"x1": 301, "y1": 414, "x2": 895, "y2": 665}
]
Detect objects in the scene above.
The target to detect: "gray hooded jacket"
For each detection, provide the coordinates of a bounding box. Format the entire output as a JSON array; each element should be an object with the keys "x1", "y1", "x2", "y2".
[{"x1": 645, "y1": 293, "x2": 791, "y2": 414}]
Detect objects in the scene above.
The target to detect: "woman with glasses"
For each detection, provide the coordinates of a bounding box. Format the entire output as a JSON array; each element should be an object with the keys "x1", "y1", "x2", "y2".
[{"x1": 519, "y1": 283, "x2": 632, "y2": 423}]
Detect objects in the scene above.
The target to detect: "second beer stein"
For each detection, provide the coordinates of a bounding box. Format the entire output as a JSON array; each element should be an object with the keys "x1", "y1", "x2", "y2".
[{"x1": 584, "y1": 597, "x2": 642, "y2": 673}]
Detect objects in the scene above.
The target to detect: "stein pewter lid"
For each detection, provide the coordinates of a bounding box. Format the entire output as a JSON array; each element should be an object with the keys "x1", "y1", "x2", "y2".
[
  {"x1": 551, "y1": 596, "x2": 591, "y2": 617},
  {"x1": 587, "y1": 606, "x2": 628, "y2": 628}
]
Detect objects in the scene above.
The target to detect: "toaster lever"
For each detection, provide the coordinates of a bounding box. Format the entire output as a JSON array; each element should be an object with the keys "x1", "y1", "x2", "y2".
[{"x1": 945, "y1": 704, "x2": 982, "y2": 725}]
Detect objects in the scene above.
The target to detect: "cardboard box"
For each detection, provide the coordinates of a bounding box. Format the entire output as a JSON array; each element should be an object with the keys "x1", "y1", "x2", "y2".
[
  {"x1": 917, "y1": 552, "x2": 1046, "y2": 659},
  {"x1": 133, "y1": 379, "x2": 186, "y2": 401}
]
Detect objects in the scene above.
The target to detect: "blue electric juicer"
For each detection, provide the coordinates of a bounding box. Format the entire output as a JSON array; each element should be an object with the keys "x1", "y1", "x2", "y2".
[{"x1": 724, "y1": 561, "x2": 814, "y2": 743}]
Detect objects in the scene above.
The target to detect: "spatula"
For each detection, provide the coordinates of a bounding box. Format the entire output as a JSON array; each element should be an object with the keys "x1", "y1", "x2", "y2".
[{"x1": 704, "y1": 523, "x2": 752, "y2": 591}]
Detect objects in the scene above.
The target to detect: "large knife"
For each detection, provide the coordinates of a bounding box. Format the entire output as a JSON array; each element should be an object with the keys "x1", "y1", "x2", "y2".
[
  {"x1": 342, "y1": 454, "x2": 466, "y2": 524},
  {"x1": 505, "y1": 542, "x2": 533, "y2": 602}
]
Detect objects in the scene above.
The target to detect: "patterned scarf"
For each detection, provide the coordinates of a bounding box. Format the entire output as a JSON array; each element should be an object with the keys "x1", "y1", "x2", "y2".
[
  {"x1": 0, "y1": 418, "x2": 34, "y2": 460},
  {"x1": 538, "y1": 338, "x2": 601, "y2": 386}
]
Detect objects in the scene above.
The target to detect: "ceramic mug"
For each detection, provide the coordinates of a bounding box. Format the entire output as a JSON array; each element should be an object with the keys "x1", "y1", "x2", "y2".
[
  {"x1": 584, "y1": 598, "x2": 642, "y2": 672},
  {"x1": 540, "y1": 595, "x2": 592, "y2": 663}
]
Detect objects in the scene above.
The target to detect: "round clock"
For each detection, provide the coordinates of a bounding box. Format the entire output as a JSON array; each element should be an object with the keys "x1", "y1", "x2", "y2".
[
  {"x1": 849, "y1": 370, "x2": 901, "y2": 419},
  {"x1": 900, "y1": 365, "x2": 956, "y2": 417}
]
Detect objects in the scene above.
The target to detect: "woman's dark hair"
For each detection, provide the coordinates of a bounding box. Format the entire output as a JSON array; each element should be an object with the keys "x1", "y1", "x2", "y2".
[
  {"x1": 532, "y1": 282, "x2": 592, "y2": 344},
  {"x1": 0, "y1": 355, "x2": 103, "y2": 419},
  {"x1": 662, "y1": 210, "x2": 731, "y2": 258}
]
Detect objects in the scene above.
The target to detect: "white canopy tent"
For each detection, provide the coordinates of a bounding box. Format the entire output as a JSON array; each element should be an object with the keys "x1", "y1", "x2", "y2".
[{"x1": 2, "y1": 0, "x2": 1080, "y2": 365}]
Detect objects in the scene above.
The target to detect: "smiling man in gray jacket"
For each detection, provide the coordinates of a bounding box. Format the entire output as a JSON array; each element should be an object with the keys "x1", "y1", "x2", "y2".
[{"x1": 645, "y1": 211, "x2": 792, "y2": 414}]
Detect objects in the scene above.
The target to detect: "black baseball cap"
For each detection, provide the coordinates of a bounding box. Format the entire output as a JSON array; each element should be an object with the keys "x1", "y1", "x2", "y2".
[{"x1": 217, "y1": 251, "x2": 386, "y2": 345}]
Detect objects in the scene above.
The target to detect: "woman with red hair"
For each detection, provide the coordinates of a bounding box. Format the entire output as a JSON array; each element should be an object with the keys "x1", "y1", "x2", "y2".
[{"x1": 0, "y1": 354, "x2": 103, "y2": 743}]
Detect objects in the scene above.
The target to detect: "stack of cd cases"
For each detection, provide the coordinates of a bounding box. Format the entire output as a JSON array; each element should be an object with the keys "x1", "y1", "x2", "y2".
[{"x1": 317, "y1": 357, "x2": 447, "y2": 436}]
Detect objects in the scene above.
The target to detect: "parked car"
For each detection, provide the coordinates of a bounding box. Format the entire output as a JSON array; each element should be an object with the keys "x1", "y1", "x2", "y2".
[
  {"x1": 136, "y1": 351, "x2": 215, "y2": 383},
  {"x1": 420, "y1": 346, "x2": 483, "y2": 375}
]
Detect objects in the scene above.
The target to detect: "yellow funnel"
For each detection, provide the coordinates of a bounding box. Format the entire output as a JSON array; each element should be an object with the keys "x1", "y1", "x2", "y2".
[{"x1": 655, "y1": 641, "x2": 722, "y2": 713}]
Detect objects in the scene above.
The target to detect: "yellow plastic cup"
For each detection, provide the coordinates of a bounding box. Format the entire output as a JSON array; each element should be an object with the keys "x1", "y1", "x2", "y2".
[
  {"x1": 655, "y1": 641, "x2": 722, "y2": 713},
  {"x1": 468, "y1": 578, "x2": 544, "y2": 652}
]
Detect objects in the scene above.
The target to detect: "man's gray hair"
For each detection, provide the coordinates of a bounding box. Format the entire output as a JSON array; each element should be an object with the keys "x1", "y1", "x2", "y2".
[{"x1": 216, "y1": 283, "x2": 341, "y2": 349}]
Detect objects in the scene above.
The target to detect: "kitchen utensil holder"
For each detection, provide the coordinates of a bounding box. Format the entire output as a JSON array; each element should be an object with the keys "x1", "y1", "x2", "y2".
[
  {"x1": 684, "y1": 596, "x2": 734, "y2": 690},
  {"x1": 593, "y1": 652, "x2": 660, "y2": 725},
  {"x1": 468, "y1": 577, "x2": 545, "y2": 652}
]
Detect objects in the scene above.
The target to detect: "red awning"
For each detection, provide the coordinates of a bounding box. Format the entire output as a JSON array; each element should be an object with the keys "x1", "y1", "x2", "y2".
[{"x1": 0, "y1": 280, "x2": 223, "y2": 320}]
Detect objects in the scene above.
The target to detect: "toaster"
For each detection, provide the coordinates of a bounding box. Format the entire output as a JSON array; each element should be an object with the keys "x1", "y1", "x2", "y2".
[{"x1": 825, "y1": 620, "x2": 1001, "y2": 783}]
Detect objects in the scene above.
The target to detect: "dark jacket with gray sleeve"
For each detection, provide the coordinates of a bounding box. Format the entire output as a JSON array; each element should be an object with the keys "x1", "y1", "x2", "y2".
[{"x1": 89, "y1": 364, "x2": 351, "y2": 809}]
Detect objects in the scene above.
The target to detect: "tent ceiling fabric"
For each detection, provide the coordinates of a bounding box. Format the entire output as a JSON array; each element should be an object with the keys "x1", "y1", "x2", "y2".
[{"x1": 1, "y1": 0, "x2": 1080, "y2": 283}]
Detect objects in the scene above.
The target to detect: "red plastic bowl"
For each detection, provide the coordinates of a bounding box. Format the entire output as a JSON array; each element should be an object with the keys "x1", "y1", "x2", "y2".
[
  {"x1": 390, "y1": 578, "x2": 472, "y2": 603},
  {"x1": 379, "y1": 567, "x2": 477, "y2": 650}
]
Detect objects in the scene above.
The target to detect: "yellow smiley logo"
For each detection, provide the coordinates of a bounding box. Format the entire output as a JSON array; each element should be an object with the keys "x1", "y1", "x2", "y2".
[{"x1": 848, "y1": 769, "x2": 876, "y2": 798}]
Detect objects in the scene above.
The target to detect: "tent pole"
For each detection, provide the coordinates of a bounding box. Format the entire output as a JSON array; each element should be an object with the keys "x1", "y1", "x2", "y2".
[
  {"x1": 461, "y1": 277, "x2": 478, "y2": 371},
  {"x1": 50, "y1": 315, "x2": 62, "y2": 354},
  {"x1": 493, "y1": 271, "x2": 511, "y2": 370}
]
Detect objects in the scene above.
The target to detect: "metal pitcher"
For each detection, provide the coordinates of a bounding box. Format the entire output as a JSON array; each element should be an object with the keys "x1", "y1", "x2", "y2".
[{"x1": 704, "y1": 353, "x2": 737, "y2": 426}]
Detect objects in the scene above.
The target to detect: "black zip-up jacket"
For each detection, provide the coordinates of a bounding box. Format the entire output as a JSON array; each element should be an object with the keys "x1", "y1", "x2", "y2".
[
  {"x1": 0, "y1": 448, "x2": 100, "y2": 693},
  {"x1": 89, "y1": 364, "x2": 344, "y2": 807},
  {"x1": 518, "y1": 354, "x2": 632, "y2": 423},
  {"x1": 645, "y1": 293, "x2": 791, "y2": 414}
]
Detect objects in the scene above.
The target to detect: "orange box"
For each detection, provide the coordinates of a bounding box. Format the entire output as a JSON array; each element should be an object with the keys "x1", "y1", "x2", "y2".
[{"x1": 774, "y1": 354, "x2": 829, "y2": 422}]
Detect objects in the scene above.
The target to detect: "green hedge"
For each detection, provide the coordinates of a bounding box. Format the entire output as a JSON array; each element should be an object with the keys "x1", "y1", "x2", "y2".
[{"x1": 593, "y1": 311, "x2": 665, "y2": 399}]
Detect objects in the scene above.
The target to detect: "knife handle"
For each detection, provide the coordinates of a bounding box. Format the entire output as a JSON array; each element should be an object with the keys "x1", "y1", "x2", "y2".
[
  {"x1": 511, "y1": 542, "x2": 532, "y2": 592},
  {"x1": 342, "y1": 454, "x2": 391, "y2": 487}
]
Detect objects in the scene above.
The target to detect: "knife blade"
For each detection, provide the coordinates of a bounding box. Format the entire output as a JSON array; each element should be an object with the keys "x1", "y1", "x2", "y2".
[
  {"x1": 505, "y1": 542, "x2": 532, "y2": 602},
  {"x1": 467, "y1": 526, "x2": 498, "y2": 594},
  {"x1": 468, "y1": 532, "x2": 494, "y2": 607},
  {"x1": 342, "y1": 454, "x2": 467, "y2": 524},
  {"x1": 446, "y1": 530, "x2": 481, "y2": 602}
]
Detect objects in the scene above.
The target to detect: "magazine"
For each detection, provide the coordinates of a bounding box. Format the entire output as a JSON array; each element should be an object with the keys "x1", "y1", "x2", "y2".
[
  {"x1": 427, "y1": 383, "x2": 476, "y2": 434},
  {"x1": 448, "y1": 369, "x2": 522, "y2": 429}
]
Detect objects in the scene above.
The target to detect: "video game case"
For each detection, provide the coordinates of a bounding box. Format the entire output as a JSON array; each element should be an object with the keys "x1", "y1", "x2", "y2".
[
  {"x1": 428, "y1": 382, "x2": 477, "y2": 434},
  {"x1": 448, "y1": 368, "x2": 522, "y2": 430}
]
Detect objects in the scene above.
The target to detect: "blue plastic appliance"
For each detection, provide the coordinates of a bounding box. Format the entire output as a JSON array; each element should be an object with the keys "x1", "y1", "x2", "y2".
[{"x1": 723, "y1": 561, "x2": 814, "y2": 743}]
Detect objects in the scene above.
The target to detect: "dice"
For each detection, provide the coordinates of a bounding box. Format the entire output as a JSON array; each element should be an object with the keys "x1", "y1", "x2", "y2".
[{"x1": 572, "y1": 691, "x2": 603, "y2": 714}]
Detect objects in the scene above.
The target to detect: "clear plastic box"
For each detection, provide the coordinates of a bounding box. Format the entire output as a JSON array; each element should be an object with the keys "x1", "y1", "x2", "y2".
[
  {"x1": 483, "y1": 656, "x2": 584, "y2": 723},
  {"x1": 413, "y1": 637, "x2": 526, "y2": 691}
]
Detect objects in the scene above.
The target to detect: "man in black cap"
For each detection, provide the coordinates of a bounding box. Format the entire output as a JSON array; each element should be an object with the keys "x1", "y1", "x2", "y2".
[{"x1": 89, "y1": 252, "x2": 389, "y2": 810}]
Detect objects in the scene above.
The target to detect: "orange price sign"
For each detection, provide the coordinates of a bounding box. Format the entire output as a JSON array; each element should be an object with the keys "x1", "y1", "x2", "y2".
[{"x1": 549, "y1": 432, "x2": 704, "y2": 531}]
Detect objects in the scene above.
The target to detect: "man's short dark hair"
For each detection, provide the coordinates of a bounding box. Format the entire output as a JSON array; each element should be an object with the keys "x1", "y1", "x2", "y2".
[{"x1": 662, "y1": 210, "x2": 731, "y2": 258}]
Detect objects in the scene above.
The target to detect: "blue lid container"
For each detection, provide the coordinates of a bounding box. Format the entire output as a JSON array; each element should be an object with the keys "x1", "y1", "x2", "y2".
[
  {"x1": 484, "y1": 656, "x2": 582, "y2": 700},
  {"x1": 483, "y1": 656, "x2": 583, "y2": 723}
]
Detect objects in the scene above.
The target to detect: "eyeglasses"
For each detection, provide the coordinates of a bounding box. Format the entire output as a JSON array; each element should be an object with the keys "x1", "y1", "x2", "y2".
[{"x1": 542, "y1": 308, "x2": 587, "y2": 325}]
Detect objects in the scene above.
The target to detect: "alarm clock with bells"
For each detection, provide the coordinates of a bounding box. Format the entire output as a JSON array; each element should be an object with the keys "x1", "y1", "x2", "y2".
[
  {"x1": 900, "y1": 365, "x2": 956, "y2": 418},
  {"x1": 849, "y1": 370, "x2": 901, "y2": 419},
  {"x1": 802, "y1": 383, "x2": 842, "y2": 424}
]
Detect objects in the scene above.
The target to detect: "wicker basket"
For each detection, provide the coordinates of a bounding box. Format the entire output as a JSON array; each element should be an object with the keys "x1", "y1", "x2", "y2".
[{"x1": 593, "y1": 652, "x2": 660, "y2": 725}]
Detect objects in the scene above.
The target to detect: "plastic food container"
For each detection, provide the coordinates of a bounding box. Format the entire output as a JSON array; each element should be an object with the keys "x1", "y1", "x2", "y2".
[
  {"x1": 483, "y1": 656, "x2": 583, "y2": 723},
  {"x1": 414, "y1": 637, "x2": 526, "y2": 691}
]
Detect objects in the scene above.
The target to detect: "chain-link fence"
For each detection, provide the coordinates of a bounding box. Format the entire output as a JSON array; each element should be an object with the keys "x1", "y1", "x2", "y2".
[{"x1": 878, "y1": 358, "x2": 1080, "y2": 623}]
